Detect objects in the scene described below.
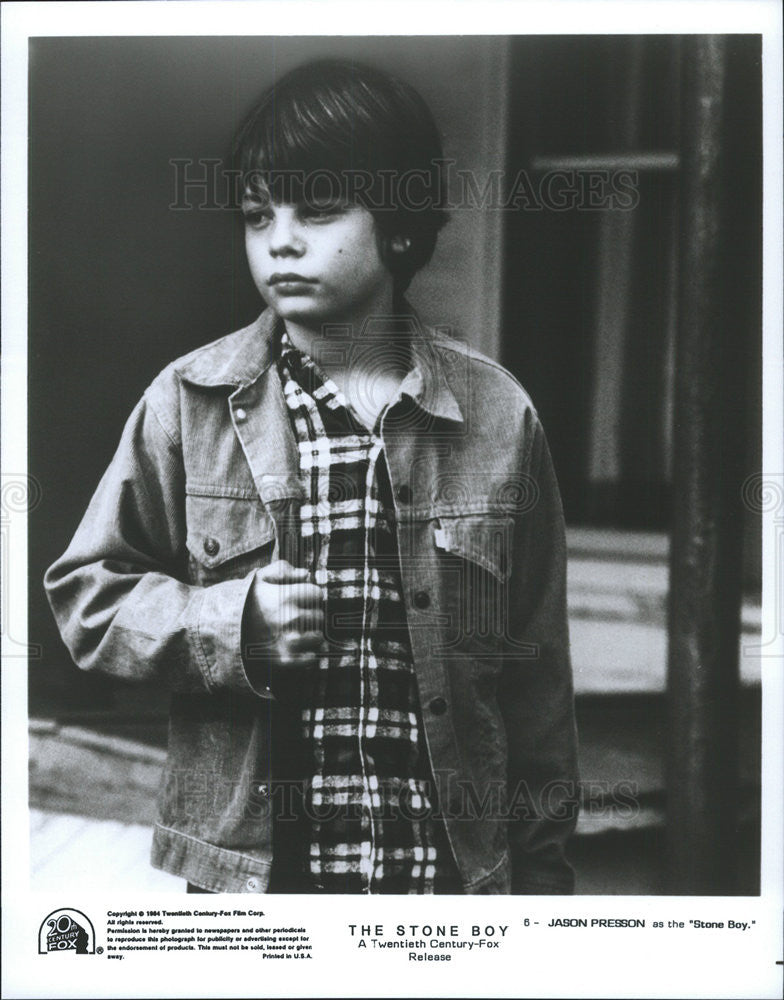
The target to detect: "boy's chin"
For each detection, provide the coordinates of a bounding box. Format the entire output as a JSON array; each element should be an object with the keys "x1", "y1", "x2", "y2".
[{"x1": 271, "y1": 299, "x2": 336, "y2": 327}]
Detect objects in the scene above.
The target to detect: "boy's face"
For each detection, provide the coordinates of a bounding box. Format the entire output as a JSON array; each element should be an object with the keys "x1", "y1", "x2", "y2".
[{"x1": 242, "y1": 189, "x2": 394, "y2": 328}]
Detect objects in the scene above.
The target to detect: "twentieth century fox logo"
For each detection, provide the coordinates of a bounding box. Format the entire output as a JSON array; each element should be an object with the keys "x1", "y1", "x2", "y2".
[{"x1": 38, "y1": 909, "x2": 96, "y2": 954}]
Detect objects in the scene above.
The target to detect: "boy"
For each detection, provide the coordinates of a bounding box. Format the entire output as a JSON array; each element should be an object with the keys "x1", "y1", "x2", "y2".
[{"x1": 45, "y1": 59, "x2": 579, "y2": 894}]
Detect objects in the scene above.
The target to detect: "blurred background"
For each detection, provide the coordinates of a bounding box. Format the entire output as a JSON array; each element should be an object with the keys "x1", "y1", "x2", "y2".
[{"x1": 27, "y1": 35, "x2": 762, "y2": 894}]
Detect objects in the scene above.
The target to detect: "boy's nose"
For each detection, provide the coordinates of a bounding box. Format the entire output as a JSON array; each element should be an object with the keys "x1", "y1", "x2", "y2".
[{"x1": 268, "y1": 214, "x2": 305, "y2": 257}]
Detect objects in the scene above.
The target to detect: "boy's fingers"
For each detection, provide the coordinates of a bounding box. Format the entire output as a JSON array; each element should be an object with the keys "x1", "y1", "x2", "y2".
[
  {"x1": 284, "y1": 631, "x2": 326, "y2": 652},
  {"x1": 279, "y1": 631, "x2": 324, "y2": 666},
  {"x1": 286, "y1": 581, "x2": 324, "y2": 607},
  {"x1": 258, "y1": 560, "x2": 311, "y2": 584},
  {"x1": 288, "y1": 607, "x2": 325, "y2": 634}
]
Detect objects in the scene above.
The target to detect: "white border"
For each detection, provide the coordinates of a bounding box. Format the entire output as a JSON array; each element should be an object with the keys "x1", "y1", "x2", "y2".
[
  {"x1": 1, "y1": 0, "x2": 781, "y2": 37},
  {"x1": 759, "y1": 20, "x2": 784, "y2": 912},
  {"x1": 3, "y1": 3, "x2": 783, "y2": 998}
]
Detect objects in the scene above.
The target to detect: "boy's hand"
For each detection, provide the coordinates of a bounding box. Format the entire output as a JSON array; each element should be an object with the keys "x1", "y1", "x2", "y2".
[{"x1": 244, "y1": 560, "x2": 326, "y2": 672}]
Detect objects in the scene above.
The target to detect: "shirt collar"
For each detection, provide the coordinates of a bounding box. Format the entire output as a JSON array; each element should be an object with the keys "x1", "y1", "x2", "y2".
[
  {"x1": 277, "y1": 326, "x2": 306, "y2": 368},
  {"x1": 403, "y1": 335, "x2": 464, "y2": 423}
]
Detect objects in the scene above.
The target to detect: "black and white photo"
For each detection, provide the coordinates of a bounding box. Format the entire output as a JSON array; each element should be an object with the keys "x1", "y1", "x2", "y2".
[{"x1": 2, "y1": 3, "x2": 782, "y2": 998}]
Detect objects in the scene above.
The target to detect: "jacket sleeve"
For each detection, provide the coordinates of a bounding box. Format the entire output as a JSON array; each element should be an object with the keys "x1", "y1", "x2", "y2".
[
  {"x1": 499, "y1": 416, "x2": 580, "y2": 894},
  {"x1": 44, "y1": 381, "x2": 269, "y2": 698}
]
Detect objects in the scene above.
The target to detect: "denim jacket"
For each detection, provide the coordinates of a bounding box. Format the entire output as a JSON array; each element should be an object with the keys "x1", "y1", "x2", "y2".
[{"x1": 45, "y1": 308, "x2": 579, "y2": 894}]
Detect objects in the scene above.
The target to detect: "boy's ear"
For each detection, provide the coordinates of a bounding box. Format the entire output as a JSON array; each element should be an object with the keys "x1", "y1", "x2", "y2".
[
  {"x1": 373, "y1": 228, "x2": 415, "y2": 295},
  {"x1": 390, "y1": 236, "x2": 412, "y2": 253}
]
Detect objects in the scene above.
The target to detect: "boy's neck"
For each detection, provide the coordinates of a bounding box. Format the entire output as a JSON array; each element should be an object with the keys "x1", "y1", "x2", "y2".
[{"x1": 282, "y1": 295, "x2": 413, "y2": 431}]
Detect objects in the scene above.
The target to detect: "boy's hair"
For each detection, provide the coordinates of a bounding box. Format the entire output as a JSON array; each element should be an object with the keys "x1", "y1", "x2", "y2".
[{"x1": 233, "y1": 58, "x2": 449, "y2": 293}]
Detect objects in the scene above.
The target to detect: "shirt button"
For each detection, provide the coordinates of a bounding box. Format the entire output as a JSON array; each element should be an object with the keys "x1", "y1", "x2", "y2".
[
  {"x1": 429, "y1": 697, "x2": 448, "y2": 716},
  {"x1": 203, "y1": 537, "x2": 220, "y2": 557},
  {"x1": 413, "y1": 590, "x2": 430, "y2": 609},
  {"x1": 396, "y1": 484, "x2": 413, "y2": 505},
  {"x1": 246, "y1": 877, "x2": 260, "y2": 891},
  {"x1": 235, "y1": 407, "x2": 248, "y2": 423}
]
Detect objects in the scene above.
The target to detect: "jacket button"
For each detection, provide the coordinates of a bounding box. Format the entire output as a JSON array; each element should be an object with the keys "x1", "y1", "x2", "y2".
[
  {"x1": 413, "y1": 590, "x2": 430, "y2": 609},
  {"x1": 235, "y1": 407, "x2": 248, "y2": 423},
  {"x1": 203, "y1": 537, "x2": 220, "y2": 557},
  {"x1": 255, "y1": 783, "x2": 269, "y2": 797},
  {"x1": 429, "y1": 697, "x2": 447, "y2": 716},
  {"x1": 246, "y1": 877, "x2": 260, "y2": 891},
  {"x1": 396, "y1": 484, "x2": 413, "y2": 505}
]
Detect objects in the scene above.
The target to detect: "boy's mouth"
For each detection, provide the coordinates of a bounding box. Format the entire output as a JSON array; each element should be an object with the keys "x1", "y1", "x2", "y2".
[{"x1": 269, "y1": 272, "x2": 318, "y2": 286}]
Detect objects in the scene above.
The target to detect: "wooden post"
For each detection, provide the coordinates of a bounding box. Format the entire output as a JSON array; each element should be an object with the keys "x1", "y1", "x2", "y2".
[{"x1": 666, "y1": 35, "x2": 749, "y2": 895}]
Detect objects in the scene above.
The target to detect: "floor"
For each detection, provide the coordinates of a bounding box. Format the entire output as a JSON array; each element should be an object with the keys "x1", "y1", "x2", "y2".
[{"x1": 29, "y1": 807, "x2": 181, "y2": 892}]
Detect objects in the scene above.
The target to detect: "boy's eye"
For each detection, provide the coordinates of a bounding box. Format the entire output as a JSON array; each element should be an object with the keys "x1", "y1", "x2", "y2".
[{"x1": 243, "y1": 208, "x2": 271, "y2": 229}]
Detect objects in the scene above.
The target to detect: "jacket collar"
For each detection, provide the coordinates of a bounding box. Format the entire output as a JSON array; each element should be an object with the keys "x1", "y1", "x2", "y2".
[
  {"x1": 177, "y1": 309, "x2": 279, "y2": 388},
  {"x1": 177, "y1": 306, "x2": 464, "y2": 423}
]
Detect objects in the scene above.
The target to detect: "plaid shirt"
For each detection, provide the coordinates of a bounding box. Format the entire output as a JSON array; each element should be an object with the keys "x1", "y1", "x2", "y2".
[{"x1": 277, "y1": 330, "x2": 457, "y2": 894}]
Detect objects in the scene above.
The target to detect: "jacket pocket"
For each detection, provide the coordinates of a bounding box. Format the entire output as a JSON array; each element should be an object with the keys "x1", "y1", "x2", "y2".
[
  {"x1": 433, "y1": 514, "x2": 511, "y2": 657},
  {"x1": 186, "y1": 494, "x2": 276, "y2": 585},
  {"x1": 433, "y1": 514, "x2": 510, "y2": 582}
]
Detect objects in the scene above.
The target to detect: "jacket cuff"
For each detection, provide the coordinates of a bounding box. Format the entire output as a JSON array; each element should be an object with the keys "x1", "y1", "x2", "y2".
[
  {"x1": 194, "y1": 572, "x2": 273, "y2": 699},
  {"x1": 511, "y1": 867, "x2": 575, "y2": 895}
]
